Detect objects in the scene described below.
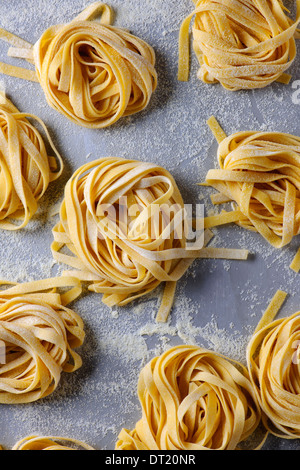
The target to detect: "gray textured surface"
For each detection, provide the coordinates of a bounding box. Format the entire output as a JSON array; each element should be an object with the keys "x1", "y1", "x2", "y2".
[{"x1": 0, "y1": 0, "x2": 300, "y2": 451}]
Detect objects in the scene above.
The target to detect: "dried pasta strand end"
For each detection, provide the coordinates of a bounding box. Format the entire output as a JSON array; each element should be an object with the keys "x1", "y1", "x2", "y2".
[
  {"x1": 0, "y1": 27, "x2": 33, "y2": 49},
  {"x1": 0, "y1": 61, "x2": 38, "y2": 82},
  {"x1": 254, "y1": 290, "x2": 288, "y2": 334},
  {"x1": 290, "y1": 247, "x2": 300, "y2": 273},
  {"x1": 72, "y1": 2, "x2": 114, "y2": 24},
  {"x1": 60, "y1": 285, "x2": 83, "y2": 306},
  {"x1": 204, "y1": 209, "x2": 242, "y2": 229},
  {"x1": 207, "y1": 116, "x2": 227, "y2": 143},
  {"x1": 178, "y1": 13, "x2": 193, "y2": 82},
  {"x1": 210, "y1": 193, "x2": 232, "y2": 205},
  {"x1": 199, "y1": 247, "x2": 249, "y2": 260},
  {"x1": 155, "y1": 281, "x2": 177, "y2": 323},
  {"x1": 0, "y1": 276, "x2": 82, "y2": 306},
  {"x1": 276, "y1": 73, "x2": 292, "y2": 85},
  {"x1": 7, "y1": 46, "x2": 34, "y2": 60}
]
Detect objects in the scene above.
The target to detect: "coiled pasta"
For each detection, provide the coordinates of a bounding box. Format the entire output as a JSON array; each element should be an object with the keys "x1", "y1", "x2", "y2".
[
  {"x1": 0, "y1": 94, "x2": 63, "y2": 230},
  {"x1": 178, "y1": 0, "x2": 300, "y2": 90},
  {"x1": 0, "y1": 277, "x2": 84, "y2": 404},
  {"x1": 116, "y1": 345, "x2": 261, "y2": 450},
  {"x1": 247, "y1": 308, "x2": 300, "y2": 439},
  {"x1": 204, "y1": 120, "x2": 300, "y2": 249},
  {"x1": 0, "y1": 2, "x2": 157, "y2": 128},
  {"x1": 51, "y1": 157, "x2": 249, "y2": 323},
  {"x1": 12, "y1": 435, "x2": 94, "y2": 450}
]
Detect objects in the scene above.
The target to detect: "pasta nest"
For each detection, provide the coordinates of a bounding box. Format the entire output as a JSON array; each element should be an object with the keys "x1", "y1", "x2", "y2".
[
  {"x1": 247, "y1": 311, "x2": 300, "y2": 438},
  {"x1": 179, "y1": 0, "x2": 300, "y2": 90},
  {"x1": 0, "y1": 96, "x2": 63, "y2": 230},
  {"x1": 11, "y1": 435, "x2": 94, "y2": 450},
  {"x1": 205, "y1": 131, "x2": 300, "y2": 248},
  {"x1": 116, "y1": 345, "x2": 261, "y2": 450},
  {"x1": 0, "y1": 3, "x2": 157, "y2": 128},
  {"x1": 0, "y1": 281, "x2": 85, "y2": 404},
  {"x1": 51, "y1": 158, "x2": 200, "y2": 320},
  {"x1": 33, "y1": 12, "x2": 157, "y2": 128}
]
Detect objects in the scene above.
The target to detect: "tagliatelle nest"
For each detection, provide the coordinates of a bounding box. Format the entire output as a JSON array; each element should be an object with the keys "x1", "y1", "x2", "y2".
[
  {"x1": 178, "y1": 0, "x2": 300, "y2": 90},
  {"x1": 204, "y1": 118, "x2": 300, "y2": 249},
  {"x1": 247, "y1": 307, "x2": 300, "y2": 439},
  {"x1": 0, "y1": 2, "x2": 157, "y2": 128},
  {"x1": 0, "y1": 277, "x2": 84, "y2": 404},
  {"x1": 11, "y1": 435, "x2": 94, "y2": 450},
  {"x1": 116, "y1": 345, "x2": 261, "y2": 450},
  {"x1": 51, "y1": 157, "x2": 249, "y2": 323},
  {"x1": 0, "y1": 94, "x2": 63, "y2": 230}
]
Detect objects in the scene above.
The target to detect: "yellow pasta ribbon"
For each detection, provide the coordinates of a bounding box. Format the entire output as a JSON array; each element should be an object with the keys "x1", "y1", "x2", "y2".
[
  {"x1": 11, "y1": 435, "x2": 94, "y2": 450},
  {"x1": 0, "y1": 277, "x2": 84, "y2": 404},
  {"x1": 290, "y1": 246, "x2": 300, "y2": 272},
  {"x1": 178, "y1": 0, "x2": 300, "y2": 90},
  {"x1": 203, "y1": 116, "x2": 300, "y2": 249},
  {"x1": 51, "y1": 157, "x2": 249, "y2": 323},
  {"x1": 116, "y1": 345, "x2": 262, "y2": 450},
  {"x1": 0, "y1": 2, "x2": 157, "y2": 128},
  {"x1": 0, "y1": 94, "x2": 63, "y2": 230},
  {"x1": 247, "y1": 290, "x2": 300, "y2": 439}
]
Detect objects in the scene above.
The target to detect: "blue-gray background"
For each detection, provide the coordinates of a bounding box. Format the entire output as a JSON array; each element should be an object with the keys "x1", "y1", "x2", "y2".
[{"x1": 0, "y1": 0, "x2": 300, "y2": 450}]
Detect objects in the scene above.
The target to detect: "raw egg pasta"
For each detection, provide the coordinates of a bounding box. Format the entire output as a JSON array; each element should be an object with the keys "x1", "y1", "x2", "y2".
[
  {"x1": 203, "y1": 116, "x2": 300, "y2": 250},
  {"x1": 247, "y1": 289, "x2": 300, "y2": 439},
  {"x1": 116, "y1": 345, "x2": 261, "y2": 450},
  {"x1": 0, "y1": 2, "x2": 157, "y2": 128},
  {"x1": 12, "y1": 435, "x2": 94, "y2": 450},
  {"x1": 0, "y1": 277, "x2": 84, "y2": 404},
  {"x1": 0, "y1": 94, "x2": 63, "y2": 230},
  {"x1": 51, "y1": 157, "x2": 249, "y2": 323},
  {"x1": 178, "y1": 0, "x2": 300, "y2": 90}
]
